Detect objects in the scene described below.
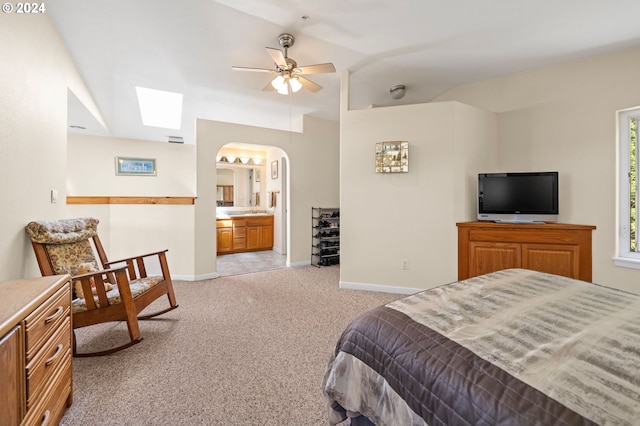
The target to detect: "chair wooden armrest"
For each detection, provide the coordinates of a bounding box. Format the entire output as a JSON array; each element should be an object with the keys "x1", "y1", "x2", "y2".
[
  {"x1": 104, "y1": 249, "x2": 169, "y2": 266},
  {"x1": 104, "y1": 250, "x2": 170, "y2": 281},
  {"x1": 71, "y1": 265, "x2": 130, "y2": 308}
]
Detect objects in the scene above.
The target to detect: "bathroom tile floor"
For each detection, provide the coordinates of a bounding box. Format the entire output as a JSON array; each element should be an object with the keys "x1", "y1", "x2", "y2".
[{"x1": 216, "y1": 250, "x2": 288, "y2": 277}]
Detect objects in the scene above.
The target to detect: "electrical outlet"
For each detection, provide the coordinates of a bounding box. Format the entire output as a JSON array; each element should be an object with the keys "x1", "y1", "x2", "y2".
[{"x1": 401, "y1": 259, "x2": 409, "y2": 270}]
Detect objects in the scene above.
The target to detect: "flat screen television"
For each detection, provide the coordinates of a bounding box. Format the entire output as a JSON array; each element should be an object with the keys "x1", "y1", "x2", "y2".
[{"x1": 477, "y1": 172, "x2": 559, "y2": 223}]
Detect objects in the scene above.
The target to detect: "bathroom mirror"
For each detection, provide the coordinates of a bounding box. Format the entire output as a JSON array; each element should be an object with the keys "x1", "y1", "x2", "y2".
[{"x1": 216, "y1": 165, "x2": 264, "y2": 207}]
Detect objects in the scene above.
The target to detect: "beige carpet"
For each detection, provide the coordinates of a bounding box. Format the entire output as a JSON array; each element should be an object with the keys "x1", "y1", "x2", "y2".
[{"x1": 60, "y1": 266, "x2": 401, "y2": 426}]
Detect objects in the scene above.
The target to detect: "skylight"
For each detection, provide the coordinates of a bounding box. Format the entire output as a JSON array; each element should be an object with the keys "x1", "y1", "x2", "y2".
[{"x1": 135, "y1": 86, "x2": 183, "y2": 129}]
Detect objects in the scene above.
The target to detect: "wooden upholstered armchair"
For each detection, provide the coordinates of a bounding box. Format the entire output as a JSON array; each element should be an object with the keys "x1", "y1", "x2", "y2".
[{"x1": 26, "y1": 217, "x2": 178, "y2": 356}]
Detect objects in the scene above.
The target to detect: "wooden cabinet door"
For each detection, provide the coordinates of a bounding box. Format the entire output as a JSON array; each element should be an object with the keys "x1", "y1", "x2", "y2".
[
  {"x1": 0, "y1": 325, "x2": 23, "y2": 426},
  {"x1": 217, "y1": 228, "x2": 233, "y2": 253},
  {"x1": 246, "y1": 226, "x2": 259, "y2": 249},
  {"x1": 247, "y1": 218, "x2": 273, "y2": 249},
  {"x1": 522, "y1": 243, "x2": 579, "y2": 279},
  {"x1": 468, "y1": 242, "x2": 521, "y2": 277},
  {"x1": 259, "y1": 225, "x2": 273, "y2": 249}
]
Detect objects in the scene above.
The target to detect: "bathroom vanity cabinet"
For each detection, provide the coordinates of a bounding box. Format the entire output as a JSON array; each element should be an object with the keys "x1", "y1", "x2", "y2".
[{"x1": 216, "y1": 215, "x2": 273, "y2": 255}]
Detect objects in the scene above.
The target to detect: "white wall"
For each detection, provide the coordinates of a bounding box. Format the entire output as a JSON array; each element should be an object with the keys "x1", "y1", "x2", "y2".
[
  {"x1": 195, "y1": 116, "x2": 340, "y2": 278},
  {"x1": 66, "y1": 134, "x2": 196, "y2": 278},
  {"x1": 434, "y1": 47, "x2": 640, "y2": 293},
  {"x1": 339, "y1": 84, "x2": 497, "y2": 292},
  {"x1": 265, "y1": 146, "x2": 288, "y2": 253},
  {"x1": 67, "y1": 134, "x2": 195, "y2": 196},
  {"x1": 0, "y1": 13, "x2": 101, "y2": 280}
]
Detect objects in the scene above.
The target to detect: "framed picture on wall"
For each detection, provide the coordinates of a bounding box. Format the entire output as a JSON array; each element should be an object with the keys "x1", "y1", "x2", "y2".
[
  {"x1": 115, "y1": 157, "x2": 157, "y2": 176},
  {"x1": 271, "y1": 160, "x2": 278, "y2": 179}
]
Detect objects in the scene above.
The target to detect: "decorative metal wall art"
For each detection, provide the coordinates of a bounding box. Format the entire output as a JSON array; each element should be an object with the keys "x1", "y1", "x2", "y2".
[{"x1": 375, "y1": 141, "x2": 408, "y2": 173}]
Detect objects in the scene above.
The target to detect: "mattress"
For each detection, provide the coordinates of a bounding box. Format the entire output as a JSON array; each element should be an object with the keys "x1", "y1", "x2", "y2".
[{"x1": 323, "y1": 269, "x2": 640, "y2": 426}]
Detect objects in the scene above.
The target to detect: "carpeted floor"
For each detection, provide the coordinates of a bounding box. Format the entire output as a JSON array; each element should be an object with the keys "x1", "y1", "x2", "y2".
[{"x1": 60, "y1": 265, "x2": 401, "y2": 426}]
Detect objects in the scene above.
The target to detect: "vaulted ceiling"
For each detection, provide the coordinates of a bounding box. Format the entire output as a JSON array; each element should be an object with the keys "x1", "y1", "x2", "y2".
[{"x1": 50, "y1": 0, "x2": 640, "y2": 144}]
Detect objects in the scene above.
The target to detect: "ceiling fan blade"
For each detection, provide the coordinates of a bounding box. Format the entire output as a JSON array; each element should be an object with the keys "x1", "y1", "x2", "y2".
[
  {"x1": 232, "y1": 66, "x2": 276, "y2": 73},
  {"x1": 294, "y1": 63, "x2": 336, "y2": 75},
  {"x1": 266, "y1": 47, "x2": 287, "y2": 69},
  {"x1": 262, "y1": 79, "x2": 276, "y2": 91},
  {"x1": 298, "y1": 76, "x2": 323, "y2": 93}
]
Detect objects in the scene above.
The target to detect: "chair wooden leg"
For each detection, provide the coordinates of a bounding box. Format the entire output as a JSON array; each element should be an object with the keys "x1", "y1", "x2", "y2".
[
  {"x1": 123, "y1": 305, "x2": 141, "y2": 342},
  {"x1": 159, "y1": 253, "x2": 178, "y2": 309},
  {"x1": 167, "y1": 286, "x2": 178, "y2": 308}
]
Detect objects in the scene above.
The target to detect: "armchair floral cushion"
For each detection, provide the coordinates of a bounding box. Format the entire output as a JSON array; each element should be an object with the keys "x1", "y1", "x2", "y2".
[
  {"x1": 26, "y1": 217, "x2": 100, "y2": 275},
  {"x1": 26, "y1": 217, "x2": 99, "y2": 244}
]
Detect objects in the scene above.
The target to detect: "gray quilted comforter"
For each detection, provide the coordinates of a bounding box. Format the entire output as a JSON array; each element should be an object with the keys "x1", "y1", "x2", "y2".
[{"x1": 323, "y1": 269, "x2": 640, "y2": 426}]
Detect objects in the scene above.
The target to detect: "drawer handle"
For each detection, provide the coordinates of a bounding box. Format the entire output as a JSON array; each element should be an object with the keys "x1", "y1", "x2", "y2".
[
  {"x1": 44, "y1": 306, "x2": 63, "y2": 324},
  {"x1": 45, "y1": 344, "x2": 63, "y2": 366},
  {"x1": 41, "y1": 409, "x2": 51, "y2": 426}
]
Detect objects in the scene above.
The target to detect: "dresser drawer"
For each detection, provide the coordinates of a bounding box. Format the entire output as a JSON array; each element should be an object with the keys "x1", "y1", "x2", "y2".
[
  {"x1": 25, "y1": 317, "x2": 71, "y2": 408},
  {"x1": 21, "y1": 358, "x2": 71, "y2": 426},
  {"x1": 24, "y1": 285, "x2": 71, "y2": 362}
]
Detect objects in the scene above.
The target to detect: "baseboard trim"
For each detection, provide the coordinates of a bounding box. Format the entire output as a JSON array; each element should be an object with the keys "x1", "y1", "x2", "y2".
[
  {"x1": 288, "y1": 260, "x2": 311, "y2": 268},
  {"x1": 339, "y1": 280, "x2": 421, "y2": 295},
  {"x1": 174, "y1": 272, "x2": 218, "y2": 282}
]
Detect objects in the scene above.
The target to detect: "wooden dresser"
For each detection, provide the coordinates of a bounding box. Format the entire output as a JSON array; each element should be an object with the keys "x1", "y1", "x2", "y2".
[
  {"x1": 457, "y1": 221, "x2": 596, "y2": 282},
  {"x1": 0, "y1": 275, "x2": 72, "y2": 426}
]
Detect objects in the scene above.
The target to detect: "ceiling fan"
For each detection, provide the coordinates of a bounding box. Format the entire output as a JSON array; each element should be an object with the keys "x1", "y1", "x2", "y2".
[{"x1": 232, "y1": 33, "x2": 336, "y2": 95}]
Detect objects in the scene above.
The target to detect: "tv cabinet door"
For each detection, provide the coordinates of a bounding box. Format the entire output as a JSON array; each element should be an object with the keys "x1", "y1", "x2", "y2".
[
  {"x1": 521, "y1": 243, "x2": 580, "y2": 279},
  {"x1": 468, "y1": 242, "x2": 521, "y2": 277}
]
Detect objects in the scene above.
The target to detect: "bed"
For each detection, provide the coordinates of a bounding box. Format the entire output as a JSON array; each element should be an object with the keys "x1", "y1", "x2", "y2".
[{"x1": 322, "y1": 269, "x2": 640, "y2": 426}]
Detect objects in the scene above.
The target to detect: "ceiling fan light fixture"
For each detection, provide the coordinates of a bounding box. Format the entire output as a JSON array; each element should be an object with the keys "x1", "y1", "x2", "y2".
[
  {"x1": 271, "y1": 74, "x2": 291, "y2": 94},
  {"x1": 271, "y1": 75, "x2": 285, "y2": 90},
  {"x1": 276, "y1": 83, "x2": 289, "y2": 95},
  {"x1": 272, "y1": 75, "x2": 302, "y2": 95},
  {"x1": 289, "y1": 76, "x2": 302, "y2": 93}
]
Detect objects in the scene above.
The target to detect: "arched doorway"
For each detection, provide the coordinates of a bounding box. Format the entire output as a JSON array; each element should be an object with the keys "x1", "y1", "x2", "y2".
[{"x1": 215, "y1": 142, "x2": 289, "y2": 276}]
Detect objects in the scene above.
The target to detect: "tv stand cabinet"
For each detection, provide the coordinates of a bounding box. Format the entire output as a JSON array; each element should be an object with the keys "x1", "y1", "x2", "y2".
[{"x1": 457, "y1": 221, "x2": 596, "y2": 281}]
